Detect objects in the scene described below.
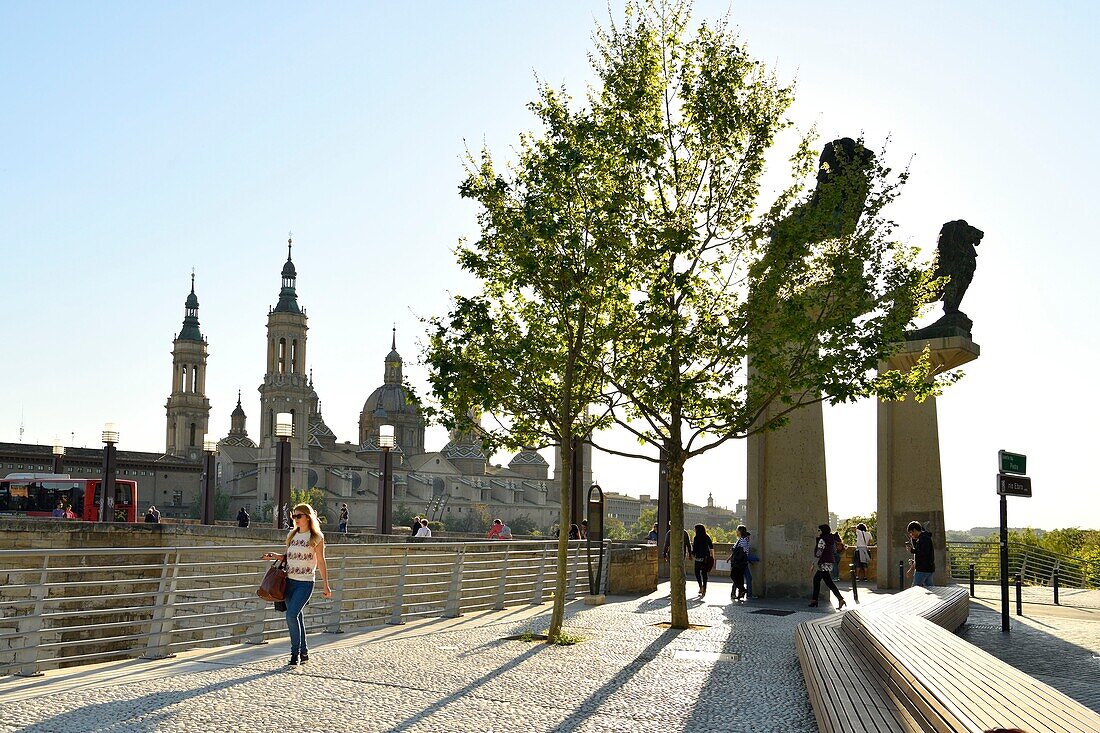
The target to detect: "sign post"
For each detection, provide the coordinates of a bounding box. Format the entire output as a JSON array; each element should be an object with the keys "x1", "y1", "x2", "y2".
[
  {"x1": 585, "y1": 483, "x2": 606, "y2": 603},
  {"x1": 997, "y1": 450, "x2": 1030, "y2": 633}
]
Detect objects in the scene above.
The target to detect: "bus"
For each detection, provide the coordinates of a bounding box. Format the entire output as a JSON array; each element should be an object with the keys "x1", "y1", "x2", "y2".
[{"x1": 0, "y1": 473, "x2": 139, "y2": 522}]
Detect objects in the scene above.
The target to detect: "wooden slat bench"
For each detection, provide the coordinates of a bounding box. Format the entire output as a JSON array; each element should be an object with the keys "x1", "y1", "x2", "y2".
[{"x1": 796, "y1": 586, "x2": 1100, "y2": 732}]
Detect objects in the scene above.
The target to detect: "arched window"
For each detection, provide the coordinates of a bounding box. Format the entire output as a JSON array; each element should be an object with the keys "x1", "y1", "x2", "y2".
[
  {"x1": 291, "y1": 340, "x2": 298, "y2": 374},
  {"x1": 189, "y1": 422, "x2": 196, "y2": 447},
  {"x1": 182, "y1": 364, "x2": 190, "y2": 392},
  {"x1": 278, "y1": 339, "x2": 286, "y2": 374},
  {"x1": 191, "y1": 365, "x2": 198, "y2": 393}
]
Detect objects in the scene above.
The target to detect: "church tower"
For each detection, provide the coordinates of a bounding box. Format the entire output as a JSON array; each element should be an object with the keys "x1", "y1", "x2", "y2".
[
  {"x1": 165, "y1": 273, "x2": 211, "y2": 460},
  {"x1": 258, "y1": 238, "x2": 311, "y2": 450}
]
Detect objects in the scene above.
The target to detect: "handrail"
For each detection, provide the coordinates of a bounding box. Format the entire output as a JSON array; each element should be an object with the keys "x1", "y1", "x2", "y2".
[
  {"x1": 946, "y1": 540, "x2": 1099, "y2": 590},
  {"x1": 0, "y1": 538, "x2": 602, "y2": 676}
]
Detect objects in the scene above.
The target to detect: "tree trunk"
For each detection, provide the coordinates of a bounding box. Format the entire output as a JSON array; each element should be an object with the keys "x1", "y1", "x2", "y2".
[
  {"x1": 667, "y1": 449, "x2": 689, "y2": 628},
  {"x1": 547, "y1": 428, "x2": 572, "y2": 641}
]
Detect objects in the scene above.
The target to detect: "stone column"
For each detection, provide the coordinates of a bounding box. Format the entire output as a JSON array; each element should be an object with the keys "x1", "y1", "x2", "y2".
[
  {"x1": 877, "y1": 336, "x2": 979, "y2": 588},
  {"x1": 747, "y1": 399, "x2": 828, "y2": 598}
]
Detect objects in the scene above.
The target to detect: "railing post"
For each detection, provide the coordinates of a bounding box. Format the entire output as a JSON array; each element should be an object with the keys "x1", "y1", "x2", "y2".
[
  {"x1": 1015, "y1": 573, "x2": 1023, "y2": 616},
  {"x1": 494, "y1": 547, "x2": 510, "y2": 611},
  {"x1": 898, "y1": 560, "x2": 905, "y2": 590},
  {"x1": 14, "y1": 555, "x2": 49, "y2": 677},
  {"x1": 850, "y1": 563, "x2": 859, "y2": 604},
  {"x1": 600, "y1": 540, "x2": 611, "y2": 595},
  {"x1": 1053, "y1": 570, "x2": 1059, "y2": 606},
  {"x1": 143, "y1": 551, "x2": 181, "y2": 660},
  {"x1": 389, "y1": 549, "x2": 409, "y2": 625},
  {"x1": 969, "y1": 564, "x2": 975, "y2": 597},
  {"x1": 531, "y1": 544, "x2": 550, "y2": 605},
  {"x1": 567, "y1": 542, "x2": 580, "y2": 598},
  {"x1": 326, "y1": 552, "x2": 347, "y2": 633},
  {"x1": 443, "y1": 547, "x2": 465, "y2": 618}
]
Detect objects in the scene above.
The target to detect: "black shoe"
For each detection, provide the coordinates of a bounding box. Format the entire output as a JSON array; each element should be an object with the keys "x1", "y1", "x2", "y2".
[
  {"x1": 300, "y1": 653, "x2": 309, "y2": 664},
  {"x1": 288, "y1": 657, "x2": 299, "y2": 666},
  {"x1": 808, "y1": 601, "x2": 818, "y2": 608}
]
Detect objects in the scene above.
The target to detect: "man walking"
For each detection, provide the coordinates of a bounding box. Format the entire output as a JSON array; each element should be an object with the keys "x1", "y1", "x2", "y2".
[{"x1": 907, "y1": 521, "x2": 935, "y2": 587}]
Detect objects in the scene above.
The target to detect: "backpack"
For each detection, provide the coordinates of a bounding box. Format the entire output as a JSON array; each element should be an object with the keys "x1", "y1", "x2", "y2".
[{"x1": 731, "y1": 543, "x2": 748, "y2": 569}]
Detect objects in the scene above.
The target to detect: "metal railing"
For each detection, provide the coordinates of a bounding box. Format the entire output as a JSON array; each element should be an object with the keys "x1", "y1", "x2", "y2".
[
  {"x1": 0, "y1": 539, "x2": 601, "y2": 677},
  {"x1": 947, "y1": 540, "x2": 1100, "y2": 591}
]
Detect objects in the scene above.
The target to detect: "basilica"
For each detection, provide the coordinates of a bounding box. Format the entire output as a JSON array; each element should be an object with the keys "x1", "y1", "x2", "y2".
[{"x1": 163, "y1": 240, "x2": 587, "y2": 530}]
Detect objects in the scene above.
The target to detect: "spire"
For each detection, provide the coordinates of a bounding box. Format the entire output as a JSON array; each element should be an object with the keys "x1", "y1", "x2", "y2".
[
  {"x1": 384, "y1": 328, "x2": 403, "y2": 385},
  {"x1": 178, "y1": 271, "x2": 203, "y2": 341},
  {"x1": 274, "y1": 234, "x2": 301, "y2": 314},
  {"x1": 392, "y1": 325, "x2": 396, "y2": 350}
]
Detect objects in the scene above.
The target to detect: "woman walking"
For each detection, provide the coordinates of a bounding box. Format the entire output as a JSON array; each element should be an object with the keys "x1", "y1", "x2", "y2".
[
  {"x1": 809, "y1": 524, "x2": 846, "y2": 609},
  {"x1": 854, "y1": 522, "x2": 873, "y2": 582},
  {"x1": 692, "y1": 524, "x2": 714, "y2": 597},
  {"x1": 728, "y1": 525, "x2": 750, "y2": 602},
  {"x1": 261, "y1": 503, "x2": 332, "y2": 665}
]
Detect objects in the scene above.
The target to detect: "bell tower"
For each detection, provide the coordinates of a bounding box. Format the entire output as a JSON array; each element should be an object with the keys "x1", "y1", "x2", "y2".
[
  {"x1": 165, "y1": 272, "x2": 211, "y2": 460},
  {"x1": 257, "y1": 237, "x2": 311, "y2": 450}
]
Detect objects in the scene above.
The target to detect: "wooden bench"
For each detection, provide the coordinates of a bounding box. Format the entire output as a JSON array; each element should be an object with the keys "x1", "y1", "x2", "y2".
[{"x1": 796, "y1": 586, "x2": 1100, "y2": 732}]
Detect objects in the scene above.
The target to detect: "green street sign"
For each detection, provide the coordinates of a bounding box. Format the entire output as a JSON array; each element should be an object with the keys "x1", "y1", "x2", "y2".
[{"x1": 998, "y1": 450, "x2": 1026, "y2": 475}]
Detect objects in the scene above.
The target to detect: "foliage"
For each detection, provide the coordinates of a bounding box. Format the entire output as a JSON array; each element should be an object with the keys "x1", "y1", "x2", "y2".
[
  {"x1": 603, "y1": 516, "x2": 631, "y2": 540},
  {"x1": 393, "y1": 502, "x2": 417, "y2": 528},
  {"x1": 291, "y1": 487, "x2": 329, "y2": 524},
  {"x1": 442, "y1": 503, "x2": 494, "y2": 535},
  {"x1": 551, "y1": 632, "x2": 586, "y2": 646},
  {"x1": 508, "y1": 513, "x2": 539, "y2": 536},
  {"x1": 213, "y1": 488, "x2": 233, "y2": 522},
  {"x1": 838, "y1": 512, "x2": 877, "y2": 545},
  {"x1": 629, "y1": 507, "x2": 658, "y2": 539}
]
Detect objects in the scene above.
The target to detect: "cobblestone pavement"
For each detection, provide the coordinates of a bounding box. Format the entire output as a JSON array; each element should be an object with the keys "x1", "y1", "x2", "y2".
[
  {"x1": 0, "y1": 581, "x2": 836, "y2": 733},
  {"x1": 3, "y1": 582, "x2": 1097, "y2": 732}
]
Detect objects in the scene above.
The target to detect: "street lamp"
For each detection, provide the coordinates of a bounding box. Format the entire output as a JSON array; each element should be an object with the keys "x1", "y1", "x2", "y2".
[
  {"x1": 200, "y1": 436, "x2": 217, "y2": 525},
  {"x1": 274, "y1": 412, "x2": 293, "y2": 529},
  {"x1": 100, "y1": 422, "x2": 119, "y2": 522},
  {"x1": 52, "y1": 437, "x2": 65, "y2": 475},
  {"x1": 377, "y1": 424, "x2": 395, "y2": 535}
]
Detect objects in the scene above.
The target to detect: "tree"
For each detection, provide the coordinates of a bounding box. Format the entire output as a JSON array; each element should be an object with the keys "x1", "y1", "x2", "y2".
[
  {"x1": 424, "y1": 77, "x2": 634, "y2": 642},
  {"x1": 579, "y1": 1, "x2": 947, "y2": 627},
  {"x1": 630, "y1": 507, "x2": 658, "y2": 539},
  {"x1": 839, "y1": 513, "x2": 877, "y2": 545},
  {"x1": 604, "y1": 516, "x2": 631, "y2": 540}
]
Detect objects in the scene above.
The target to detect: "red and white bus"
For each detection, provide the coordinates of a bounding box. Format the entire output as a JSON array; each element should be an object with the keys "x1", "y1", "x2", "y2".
[{"x1": 0, "y1": 473, "x2": 138, "y2": 522}]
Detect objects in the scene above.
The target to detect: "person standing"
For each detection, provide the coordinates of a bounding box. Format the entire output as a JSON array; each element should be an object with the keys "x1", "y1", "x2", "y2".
[
  {"x1": 144, "y1": 505, "x2": 160, "y2": 523},
  {"x1": 415, "y1": 518, "x2": 432, "y2": 538},
  {"x1": 237, "y1": 507, "x2": 250, "y2": 528},
  {"x1": 743, "y1": 530, "x2": 759, "y2": 599},
  {"x1": 809, "y1": 524, "x2": 846, "y2": 610},
  {"x1": 728, "y1": 525, "x2": 750, "y2": 602},
  {"x1": 647, "y1": 523, "x2": 659, "y2": 543},
  {"x1": 338, "y1": 503, "x2": 350, "y2": 534},
  {"x1": 580, "y1": 520, "x2": 588, "y2": 540},
  {"x1": 261, "y1": 503, "x2": 332, "y2": 666},
  {"x1": 831, "y1": 529, "x2": 845, "y2": 582},
  {"x1": 907, "y1": 521, "x2": 935, "y2": 587},
  {"x1": 854, "y1": 523, "x2": 873, "y2": 582},
  {"x1": 691, "y1": 524, "x2": 715, "y2": 598},
  {"x1": 661, "y1": 522, "x2": 691, "y2": 563},
  {"x1": 52, "y1": 501, "x2": 65, "y2": 518}
]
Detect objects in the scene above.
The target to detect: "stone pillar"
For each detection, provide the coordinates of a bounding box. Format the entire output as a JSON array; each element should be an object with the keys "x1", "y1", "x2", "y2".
[
  {"x1": 877, "y1": 336, "x2": 979, "y2": 589},
  {"x1": 747, "y1": 399, "x2": 828, "y2": 598}
]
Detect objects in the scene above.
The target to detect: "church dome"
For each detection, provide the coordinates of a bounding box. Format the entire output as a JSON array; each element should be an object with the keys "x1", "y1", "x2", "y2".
[
  {"x1": 509, "y1": 448, "x2": 548, "y2": 468},
  {"x1": 281, "y1": 258, "x2": 297, "y2": 279},
  {"x1": 441, "y1": 438, "x2": 487, "y2": 461},
  {"x1": 362, "y1": 383, "x2": 418, "y2": 418}
]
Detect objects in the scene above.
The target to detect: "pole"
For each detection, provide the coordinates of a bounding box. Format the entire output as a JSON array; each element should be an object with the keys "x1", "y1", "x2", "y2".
[
  {"x1": 201, "y1": 451, "x2": 216, "y2": 525},
  {"x1": 569, "y1": 437, "x2": 584, "y2": 530},
  {"x1": 376, "y1": 447, "x2": 392, "y2": 535},
  {"x1": 969, "y1": 563, "x2": 975, "y2": 597},
  {"x1": 1000, "y1": 493, "x2": 1010, "y2": 632},
  {"x1": 274, "y1": 437, "x2": 290, "y2": 529},
  {"x1": 850, "y1": 563, "x2": 858, "y2": 604},
  {"x1": 657, "y1": 451, "x2": 670, "y2": 580},
  {"x1": 898, "y1": 560, "x2": 905, "y2": 591},
  {"x1": 1053, "y1": 570, "x2": 1060, "y2": 605},
  {"x1": 1015, "y1": 573, "x2": 1023, "y2": 616},
  {"x1": 100, "y1": 442, "x2": 116, "y2": 522}
]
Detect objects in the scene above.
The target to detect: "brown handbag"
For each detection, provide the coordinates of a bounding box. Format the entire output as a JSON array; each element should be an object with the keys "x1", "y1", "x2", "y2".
[{"x1": 257, "y1": 561, "x2": 287, "y2": 602}]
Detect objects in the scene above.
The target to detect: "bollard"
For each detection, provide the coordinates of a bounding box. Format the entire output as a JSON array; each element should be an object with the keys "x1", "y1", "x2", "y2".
[
  {"x1": 850, "y1": 563, "x2": 859, "y2": 604},
  {"x1": 1053, "y1": 571, "x2": 1060, "y2": 605},
  {"x1": 969, "y1": 564, "x2": 975, "y2": 597},
  {"x1": 898, "y1": 560, "x2": 905, "y2": 590},
  {"x1": 1015, "y1": 573, "x2": 1023, "y2": 616}
]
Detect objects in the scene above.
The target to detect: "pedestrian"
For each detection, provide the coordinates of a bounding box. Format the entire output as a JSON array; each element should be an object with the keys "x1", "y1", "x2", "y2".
[
  {"x1": 661, "y1": 522, "x2": 691, "y2": 562},
  {"x1": 487, "y1": 518, "x2": 505, "y2": 540},
  {"x1": 831, "y1": 529, "x2": 845, "y2": 581},
  {"x1": 52, "y1": 501, "x2": 65, "y2": 518},
  {"x1": 144, "y1": 505, "x2": 160, "y2": 523},
  {"x1": 567, "y1": 523, "x2": 580, "y2": 540},
  {"x1": 854, "y1": 523, "x2": 873, "y2": 581},
  {"x1": 410, "y1": 515, "x2": 422, "y2": 536},
  {"x1": 260, "y1": 503, "x2": 332, "y2": 666},
  {"x1": 415, "y1": 518, "x2": 432, "y2": 538},
  {"x1": 809, "y1": 523, "x2": 846, "y2": 610},
  {"x1": 580, "y1": 519, "x2": 588, "y2": 540},
  {"x1": 338, "y1": 503, "x2": 349, "y2": 533},
  {"x1": 907, "y1": 521, "x2": 935, "y2": 587},
  {"x1": 647, "y1": 523, "x2": 659, "y2": 543},
  {"x1": 728, "y1": 525, "x2": 750, "y2": 602},
  {"x1": 744, "y1": 531, "x2": 759, "y2": 599},
  {"x1": 237, "y1": 506, "x2": 250, "y2": 528},
  {"x1": 691, "y1": 524, "x2": 714, "y2": 597},
  {"x1": 498, "y1": 521, "x2": 512, "y2": 540}
]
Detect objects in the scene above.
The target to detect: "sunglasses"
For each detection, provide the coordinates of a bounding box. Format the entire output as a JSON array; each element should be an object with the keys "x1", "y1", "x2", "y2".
[{"x1": 292, "y1": 514, "x2": 305, "y2": 520}]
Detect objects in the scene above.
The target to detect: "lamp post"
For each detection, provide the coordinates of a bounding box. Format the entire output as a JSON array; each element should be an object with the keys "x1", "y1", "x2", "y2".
[
  {"x1": 100, "y1": 423, "x2": 119, "y2": 522},
  {"x1": 377, "y1": 424, "x2": 395, "y2": 535},
  {"x1": 52, "y1": 437, "x2": 65, "y2": 475},
  {"x1": 274, "y1": 413, "x2": 293, "y2": 529},
  {"x1": 200, "y1": 437, "x2": 217, "y2": 525}
]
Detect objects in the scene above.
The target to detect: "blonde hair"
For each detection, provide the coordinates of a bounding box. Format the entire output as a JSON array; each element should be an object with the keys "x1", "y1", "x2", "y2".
[{"x1": 285, "y1": 503, "x2": 325, "y2": 548}]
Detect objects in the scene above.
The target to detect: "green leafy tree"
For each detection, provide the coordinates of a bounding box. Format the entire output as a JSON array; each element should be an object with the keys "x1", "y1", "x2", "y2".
[
  {"x1": 508, "y1": 514, "x2": 539, "y2": 536},
  {"x1": 443, "y1": 503, "x2": 494, "y2": 535},
  {"x1": 577, "y1": 1, "x2": 947, "y2": 627},
  {"x1": 424, "y1": 75, "x2": 633, "y2": 642},
  {"x1": 213, "y1": 488, "x2": 233, "y2": 522},
  {"x1": 603, "y1": 516, "x2": 631, "y2": 540},
  {"x1": 630, "y1": 507, "x2": 658, "y2": 539},
  {"x1": 291, "y1": 487, "x2": 329, "y2": 524},
  {"x1": 839, "y1": 512, "x2": 877, "y2": 545}
]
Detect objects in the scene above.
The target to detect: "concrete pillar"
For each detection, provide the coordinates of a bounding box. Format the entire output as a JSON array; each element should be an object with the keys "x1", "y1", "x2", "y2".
[
  {"x1": 877, "y1": 336, "x2": 979, "y2": 589},
  {"x1": 747, "y1": 399, "x2": 828, "y2": 598}
]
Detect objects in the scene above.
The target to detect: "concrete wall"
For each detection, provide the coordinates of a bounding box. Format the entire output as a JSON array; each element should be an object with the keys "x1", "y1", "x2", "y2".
[{"x1": 607, "y1": 545, "x2": 658, "y2": 594}]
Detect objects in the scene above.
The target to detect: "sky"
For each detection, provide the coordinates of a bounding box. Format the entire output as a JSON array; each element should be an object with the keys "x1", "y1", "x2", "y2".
[{"x1": 1, "y1": 2, "x2": 1097, "y2": 531}]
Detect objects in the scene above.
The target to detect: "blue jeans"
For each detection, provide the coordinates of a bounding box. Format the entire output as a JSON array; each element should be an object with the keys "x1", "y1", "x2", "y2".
[
  {"x1": 744, "y1": 565, "x2": 753, "y2": 598},
  {"x1": 284, "y1": 578, "x2": 314, "y2": 656},
  {"x1": 912, "y1": 571, "x2": 934, "y2": 588}
]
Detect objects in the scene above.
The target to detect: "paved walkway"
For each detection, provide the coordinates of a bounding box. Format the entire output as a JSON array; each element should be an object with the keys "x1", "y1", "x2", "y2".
[{"x1": 1, "y1": 580, "x2": 1097, "y2": 732}]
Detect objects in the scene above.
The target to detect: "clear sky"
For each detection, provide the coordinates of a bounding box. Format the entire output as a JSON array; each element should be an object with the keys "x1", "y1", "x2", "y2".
[{"x1": 1, "y1": 2, "x2": 1097, "y2": 531}]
